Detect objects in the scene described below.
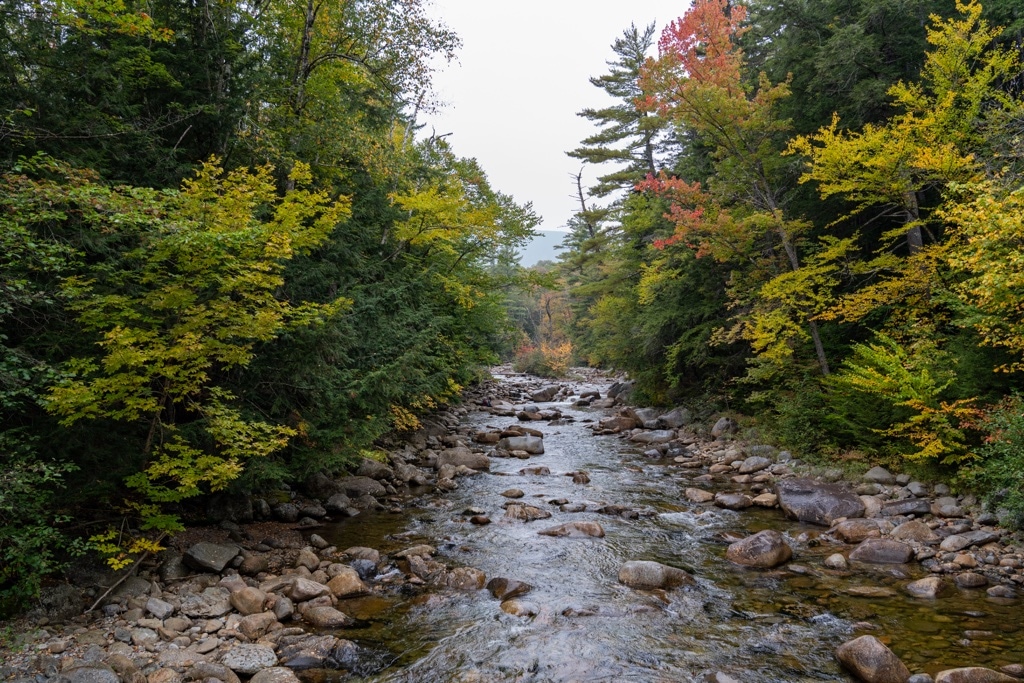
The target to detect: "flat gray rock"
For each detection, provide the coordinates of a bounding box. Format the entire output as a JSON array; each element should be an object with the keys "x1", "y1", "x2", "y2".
[
  {"x1": 939, "y1": 530, "x2": 999, "y2": 552},
  {"x1": 184, "y1": 542, "x2": 240, "y2": 573},
  {"x1": 221, "y1": 644, "x2": 278, "y2": 675},
  {"x1": 776, "y1": 478, "x2": 865, "y2": 526}
]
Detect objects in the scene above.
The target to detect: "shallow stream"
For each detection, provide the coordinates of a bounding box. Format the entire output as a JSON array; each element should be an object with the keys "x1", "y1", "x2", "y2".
[{"x1": 317, "y1": 373, "x2": 1023, "y2": 682}]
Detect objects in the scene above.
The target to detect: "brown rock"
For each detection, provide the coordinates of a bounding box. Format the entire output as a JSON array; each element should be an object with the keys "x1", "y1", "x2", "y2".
[
  {"x1": 229, "y1": 587, "x2": 268, "y2": 616},
  {"x1": 237, "y1": 612, "x2": 277, "y2": 640},
  {"x1": 832, "y1": 519, "x2": 881, "y2": 544},
  {"x1": 302, "y1": 605, "x2": 353, "y2": 628},
  {"x1": 446, "y1": 567, "x2": 486, "y2": 590},
  {"x1": 685, "y1": 488, "x2": 715, "y2": 504},
  {"x1": 836, "y1": 635, "x2": 911, "y2": 683},
  {"x1": 848, "y1": 539, "x2": 913, "y2": 564},
  {"x1": 776, "y1": 478, "x2": 865, "y2": 526},
  {"x1": 618, "y1": 560, "x2": 694, "y2": 589},
  {"x1": 486, "y1": 578, "x2": 533, "y2": 601},
  {"x1": 935, "y1": 668, "x2": 1017, "y2": 683},
  {"x1": 906, "y1": 577, "x2": 948, "y2": 598},
  {"x1": 537, "y1": 521, "x2": 606, "y2": 538},
  {"x1": 326, "y1": 567, "x2": 369, "y2": 598},
  {"x1": 890, "y1": 521, "x2": 939, "y2": 543},
  {"x1": 725, "y1": 530, "x2": 792, "y2": 568}
]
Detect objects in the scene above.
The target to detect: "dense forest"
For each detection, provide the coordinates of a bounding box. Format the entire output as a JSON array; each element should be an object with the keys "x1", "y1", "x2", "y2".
[
  {"x1": 516, "y1": 0, "x2": 1024, "y2": 531},
  {"x1": 0, "y1": 0, "x2": 537, "y2": 606}
]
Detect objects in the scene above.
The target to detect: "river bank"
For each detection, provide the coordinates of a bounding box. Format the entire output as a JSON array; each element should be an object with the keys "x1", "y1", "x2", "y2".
[{"x1": 2, "y1": 368, "x2": 1023, "y2": 682}]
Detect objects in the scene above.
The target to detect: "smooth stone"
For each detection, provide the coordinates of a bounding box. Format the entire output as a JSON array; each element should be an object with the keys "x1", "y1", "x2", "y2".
[
  {"x1": 715, "y1": 492, "x2": 753, "y2": 510},
  {"x1": 250, "y1": 668, "x2": 301, "y2": 683},
  {"x1": 907, "y1": 577, "x2": 948, "y2": 598},
  {"x1": 496, "y1": 436, "x2": 544, "y2": 454},
  {"x1": 725, "y1": 530, "x2": 793, "y2": 568},
  {"x1": 302, "y1": 605, "x2": 353, "y2": 628},
  {"x1": 630, "y1": 430, "x2": 676, "y2": 444},
  {"x1": 500, "y1": 599, "x2": 539, "y2": 617},
  {"x1": 711, "y1": 417, "x2": 737, "y2": 438},
  {"x1": 881, "y1": 498, "x2": 931, "y2": 517},
  {"x1": 685, "y1": 488, "x2": 715, "y2": 504},
  {"x1": 836, "y1": 635, "x2": 911, "y2": 683},
  {"x1": 939, "y1": 530, "x2": 1000, "y2": 552},
  {"x1": 863, "y1": 466, "x2": 896, "y2": 484},
  {"x1": 987, "y1": 585, "x2": 1015, "y2": 598},
  {"x1": 287, "y1": 578, "x2": 331, "y2": 602},
  {"x1": 537, "y1": 522, "x2": 605, "y2": 538},
  {"x1": 238, "y1": 611, "x2": 277, "y2": 640},
  {"x1": 435, "y1": 447, "x2": 491, "y2": 471},
  {"x1": 776, "y1": 478, "x2": 865, "y2": 526},
  {"x1": 501, "y1": 488, "x2": 525, "y2": 498},
  {"x1": 848, "y1": 539, "x2": 913, "y2": 564},
  {"x1": 891, "y1": 520, "x2": 939, "y2": 543},
  {"x1": 934, "y1": 668, "x2": 1016, "y2": 683},
  {"x1": 618, "y1": 560, "x2": 694, "y2": 589},
  {"x1": 326, "y1": 567, "x2": 369, "y2": 598},
  {"x1": 395, "y1": 544, "x2": 435, "y2": 558},
  {"x1": 146, "y1": 597, "x2": 175, "y2": 620},
  {"x1": 824, "y1": 553, "x2": 849, "y2": 570},
  {"x1": 833, "y1": 519, "x2": 881, "y2": 544},
  {"x1": 503, "y1": 504, "x2": 552, "y2": 522},
  {"x1": 738, "y1": 456, "x2": 772, "y2": 474},
  {"x1": 486, "y1": 578, "x2": 533, "y2": 601},
  {"x1": 230, "y1": 587, "x2": 268, "y2": 616},
  {"x1": 954, "y1": 572, "x2": 988, "y2": 588}
]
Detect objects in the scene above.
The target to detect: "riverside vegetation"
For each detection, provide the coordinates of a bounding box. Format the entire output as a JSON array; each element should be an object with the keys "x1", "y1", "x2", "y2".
[{"x1": 2, "y1": 0, "x2": 1024, "y2": 680}]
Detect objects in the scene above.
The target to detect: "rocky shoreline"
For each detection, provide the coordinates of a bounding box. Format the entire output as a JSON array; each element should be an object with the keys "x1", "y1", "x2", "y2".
[{"x1": 2, "y1": 369, "x2": 1022, "y2": 683}]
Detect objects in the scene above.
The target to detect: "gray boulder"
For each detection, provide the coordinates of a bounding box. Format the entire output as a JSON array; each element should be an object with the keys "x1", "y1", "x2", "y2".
[
  {"x1": 836, "y1": 635, "x2": 911, "y2": 683},
  {"x1": 935, "y1": 669, "x2": 1016, "y2": 683},
  {"x1": 250, "y1": 668, "x2": 301, "y2": 683},
  {"x1": 659, "y1": 407, "x2": 692, "y2": 428},
  {"x1": 863, "y1": 466, "x2": 896, "y2": 484},
  {"x1": 180, "y1": 587, "x2": 232, "y2": 618},
  {"x1": 618, "y1": 561, "x2": 693, "y2": 589},
  {"x1": 737, "y1": 456, "x2": 772, "y2": 474},
  {"x1": 776, "y1": 478, "x2": 865, "y2": 526},
  {"x1": 890, "y1": 520, "x2": 939, "y2": 543},
  {"x1": 336, "y1": 476, "x2": 386, "y2": 498},
  {"x1": 183, "y1": 542, "x2": 240, "y2": 573},
  {"x1": 939, "y1": 530, "x2": 1000, "y2": 552},
  {"x1": 711, "y1": 417, "x2": 737, "y2": 438},
  {"x1": 630, "y1": 430, "x2": 676, "y2": 444},
  {"x1": 221, "y1": 644, "x2": 278, "y2": 675},
  {"x1": 881, "y1": 499, "x2": 931, "y2": 516},
  {"x1": 537, "y1": 521, "x2": 605, "y2": 538}
]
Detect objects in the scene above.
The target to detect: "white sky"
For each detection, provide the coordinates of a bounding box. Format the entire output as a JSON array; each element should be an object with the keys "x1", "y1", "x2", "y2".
[{"x1": 420, "y1": 0, "x2": 693, "y2": 232}]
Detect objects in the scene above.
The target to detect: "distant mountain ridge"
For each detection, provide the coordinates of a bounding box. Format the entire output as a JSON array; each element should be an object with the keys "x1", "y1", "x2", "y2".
[{"x1": 517, "y1": 230, "x2": 568, "y2": 266}]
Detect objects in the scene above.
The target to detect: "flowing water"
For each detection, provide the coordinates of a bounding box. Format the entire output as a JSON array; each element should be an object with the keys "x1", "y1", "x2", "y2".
[{"x1": 317, "y1": 373, "x2": 1024, "y2": 682}]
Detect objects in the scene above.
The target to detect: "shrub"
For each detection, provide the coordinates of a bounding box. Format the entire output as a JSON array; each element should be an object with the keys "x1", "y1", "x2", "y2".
[{"x1": 964, "y1": 394, "x2": 1024, "y2": 528}]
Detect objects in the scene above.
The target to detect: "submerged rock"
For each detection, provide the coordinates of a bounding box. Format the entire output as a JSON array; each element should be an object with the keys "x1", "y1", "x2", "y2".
[
  {"x1": 537, "y1": 521, "x2": 605, "y2": 538},
  {"x1": 618, "y1": 561, "x2": 694, "y2": 589},
  {"x1": 934, "y1": 668, "x2": 1017, "y2": 683},
  {"x1": 849, "y1": 539, "x2": 914, "y2": 564}
]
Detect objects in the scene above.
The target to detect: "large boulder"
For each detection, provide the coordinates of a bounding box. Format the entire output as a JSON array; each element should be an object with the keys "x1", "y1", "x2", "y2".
[
  {"x1": 496, "y1": 435, "x2": 544, "y2": 454},
  {"x1": 832, "y1": 519, "x2": 881, "y2": 544},
  {"x1": 658, "y1": 407, "x2": 692, "y2": 429},
  {"x1": 598, "y1": 416, "x2": 638, "y2": 431},
  {"x1": 725, "y1": 530, "x2": 792, "y2": 568},
  {"x1": 630, "y1": 430, "x2": 676, "y2": 444},
  {"x1": 939, "y1": 530, "x2": 1000, "y2": 552},
  {"x1": 335, "y1": 476, "x2": 386, "y2": 498},
  {"x1": 435, "y1": 447, "x2": 491, "y2": 471},
  {"x1": 890, "y1": 520, "x2": 939, "y2": 543},
  {"x1": 935, "y1": 669, "x2": 1017, "y2": 683},
  {"x1": 848, "y1": 539, "x2": 914, "y2": 564},
  {"x1": 776, "y1": 478, "x2": 865, "y2": 526},
  {"x1": 711, "y1": 417, "x2": 737, "y2": 438},
  {"x1": 617, "y1": 561, "x2": 693, "y2": 589},
  {"x1": 835, "y1": 635, "x2": 910, "y2": 683},
  {"x1": 183, "y1": 542, "x2": 240, "y2": 573},
  {"x1": 529, "y1": 386, "x2": 559, "y2": 402},
  {"x1": 881, "y1": 499, "x2": 931, "y2": 517},
  {"x1": 180, "y1": 587, "x2": 232, "y2": 618}
]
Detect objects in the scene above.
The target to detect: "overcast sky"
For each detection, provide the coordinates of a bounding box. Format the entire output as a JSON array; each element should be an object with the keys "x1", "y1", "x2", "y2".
[{"x1": 420, "y1": 0, "x2": 692, "y2": 233}]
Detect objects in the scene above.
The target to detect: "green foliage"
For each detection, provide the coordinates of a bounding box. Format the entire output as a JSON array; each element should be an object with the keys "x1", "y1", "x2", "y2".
[
  {"x1": 961, "y1": 395, "x2": 1024, "y2": 528},
  {"x1": 0, "y1": 433, "x2": 83, "y2": 609}
]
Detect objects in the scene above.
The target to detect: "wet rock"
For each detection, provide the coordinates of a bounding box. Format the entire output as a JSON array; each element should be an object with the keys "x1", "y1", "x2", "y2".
[
  {"x1": 618, "y1": 560, "x2": 694, "y2": 589},
  {"x1": 238, "y1": 611, "x2": 277, "y2": 640},
  {"x1": 434, "y1": 447, "x2": 491, "y2": 471},
  {"x1": 486, "y1": 578, "x2": 533, "y2": 601},
  {"x1": 824, "y1": 553, "x2": 849, "y2": 570},
  {"x1": 715, "y1": 492, "x2": 753, "y2": 510},
  {"x1": 776, "y1": 478, "x2": 865, "y2": 526},
  {"x1": 395, "y1": 545, "x2": 435, "y2": 558},
  {"x1": 939, "y1": 530, "x2": 1000, "y2": 552},
  {"x1": 501, "y1": 488, "x2": 525, "y2": 498},
  {"x1": 891, "y1": 521, "x2": 939, "y2": 543},
  {"x1": 725, "y1": 530, "x2": 792, "y2": 568},
  {"x1": 908, "y1": 676, "x2": 934, "y2": 683},
  {"x1": 849, "y1": 539, "x2": 914, "y2": 564},
  {"x1": 277, "y1": 634, "x2": 338, "y2": 670},
  {"x1": 302, "y1": 605, "x2": 353, "y2": 628},
  {"x1": 833, "y1": 519, "x2": 882, "y2": 544},
  {"x1": 446, "y1": 567, "x2": 486, "y2": 590},
  {"x1": 738, "y1": 456, "x2": 772, "y2": 474},
  {"x1": 184, "y1": 542, "x2": 240, "y2": 573},
  {"x1": 250, "y1": 668, "x2": 301, "y2": 683},
  {"x1": 934, "y1": 668, "x2": 1016, "y2": 683},
  {"x1": 221, "y1": 644, "x2": 279, "y2": 675},
  {"x1": 711, "y1": 417, "x2": 737, "y2": 438},
  {"x1": 337, "y1": 476, "x2": 387, "y2": 498},
  {"x1": 906, "y1": 577, "x2": 948, "y2": 598},
  {"x1": 496, "y1": 436, "x2": 544, "y2": 454},
  {"x1": 537, "y1": 521, "x2": 605, "y2": 538},
  {"x1": 881, "y1": 499, "x2": 931, "y2": 517},
  {"x1": 470, "y1": 515, "x2": 491, "y2": 525},
  {"x1": 529, "y1": 386, "x2": 559, "y2": 402},
  {"x1": 630, "y1": 430, "x2": 676, "y2": 444},
  {"x1": 520, "y1": 466, "x2": 550, "y2": 475},
  {"x1": 685, "y1": 488, "x2": 715, "y2": 504},
  {"x1": 752, "y1": 492, "x2": 778, "y2": 507},
  {"x1": 863, "y1": 466, "x2": 896, "y2": 484},
  {"x1": 987, "y1": 585, "x2": 1015, "y2": 598},
  {"x1": 503, "y1": 504, "x2": 552, "y2": 522},
  {"x1": 845, "y1": 586, "x2": 897, "y2": 598},
  {"x1": 327, "y1": 567, "x2": 369, "y2": 598},
  {"x1": 500, "y1": 599, "x2": 539, "y2": 617},
  {"x1": 230, "y1": 587, "x2": 268, "y2": 616},
  {"x1": 180, "y1": 587, "x2": 232, "y2": 618},
  {"x1": 571, "y1": 471, "x2": 591, "y2": 484},
  {"x1": 954, "y1": 572, "x2": 988, "y2": 589},
  {"x1": 836, "y1": 635, "x2": 911, "y2": 683},
  {"x1": 598, "y1": 416, "x2": 638, "y2": 431},
  {"x1": 296, "y1": 548, "x2": 320, "y2": 571}
]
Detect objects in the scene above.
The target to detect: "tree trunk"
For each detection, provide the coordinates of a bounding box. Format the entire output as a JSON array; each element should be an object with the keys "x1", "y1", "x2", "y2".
[{"x1": 905, "y1": 190, "x2": 923, "y2": 253}]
